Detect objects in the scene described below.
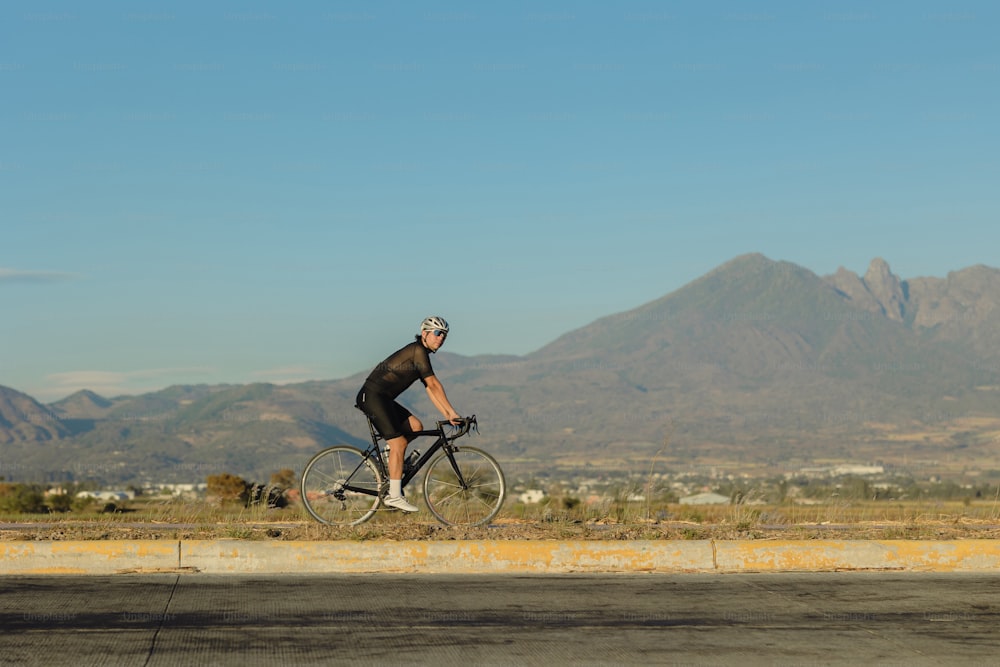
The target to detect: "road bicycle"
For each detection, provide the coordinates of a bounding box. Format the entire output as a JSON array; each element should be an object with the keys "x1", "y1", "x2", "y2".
[{"x1": 300, "y1": 414, "x2": 506, "y2": 527}]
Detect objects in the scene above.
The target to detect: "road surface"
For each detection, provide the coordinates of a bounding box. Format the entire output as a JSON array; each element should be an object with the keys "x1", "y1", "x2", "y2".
[{"x1": 2, "y1": 572, "x2": 999, "y2": 665}]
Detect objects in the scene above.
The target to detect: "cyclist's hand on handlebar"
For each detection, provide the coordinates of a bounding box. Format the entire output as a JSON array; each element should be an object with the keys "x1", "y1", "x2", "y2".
[{"x1": 439, "y1": 415, "x2": 477, "y2": 435}]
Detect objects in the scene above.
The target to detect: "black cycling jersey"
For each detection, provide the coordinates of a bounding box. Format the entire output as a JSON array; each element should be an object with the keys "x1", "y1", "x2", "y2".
[
  {"x1": 357, "y1": 337, "x2": 436, "y2": 440},
  {"x1": 362, "y1": 338, "x2": 435, "y2": 399}
]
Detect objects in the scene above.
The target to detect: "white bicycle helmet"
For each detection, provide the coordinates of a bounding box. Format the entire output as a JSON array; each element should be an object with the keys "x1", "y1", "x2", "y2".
[{"x1": 420, "y1": 316, "x2": 449, "y2": 333}]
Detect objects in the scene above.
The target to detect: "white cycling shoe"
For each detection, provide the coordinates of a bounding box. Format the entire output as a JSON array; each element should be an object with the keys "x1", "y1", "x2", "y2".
[{"x1": 384, "y1": 495, "x2": 419, "y2": 513}]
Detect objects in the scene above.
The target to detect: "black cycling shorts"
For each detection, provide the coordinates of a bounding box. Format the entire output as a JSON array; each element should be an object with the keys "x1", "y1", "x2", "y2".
[{"x1": 356, "y1": 385, "x2": 413, "y2": 440}]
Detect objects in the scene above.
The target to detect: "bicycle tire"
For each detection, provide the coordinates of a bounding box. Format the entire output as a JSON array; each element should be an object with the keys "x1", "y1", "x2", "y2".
[
  {"x1": 422, "y1": 446, "x2": 506, "y2": 526},
  {"x1": 300, "y1": 445, "x2": 382, "y2": 526}
]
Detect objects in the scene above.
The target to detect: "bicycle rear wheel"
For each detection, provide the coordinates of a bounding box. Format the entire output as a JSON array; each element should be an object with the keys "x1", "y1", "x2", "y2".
[
  {"x1": 422, "y1": 446, "x2": 505, "y2": 526},
  {"x1": 300, "y1": 446, "x2": 382, "y2": 526}
]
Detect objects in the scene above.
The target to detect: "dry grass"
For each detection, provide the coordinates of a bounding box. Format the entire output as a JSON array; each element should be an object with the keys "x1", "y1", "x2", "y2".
[{"x1": 4, "y1": 497, "x2": 1000, "y2": 542}]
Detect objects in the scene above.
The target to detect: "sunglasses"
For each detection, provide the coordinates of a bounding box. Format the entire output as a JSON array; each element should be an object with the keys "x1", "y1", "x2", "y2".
[{"x1": 430, "y1": 329, "x2": 447, "y2": 338}]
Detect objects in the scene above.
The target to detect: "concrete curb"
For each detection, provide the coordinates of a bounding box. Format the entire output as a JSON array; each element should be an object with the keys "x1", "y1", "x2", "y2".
[{"x1": 3, "y1": 540, "x2": 1000, "y2": 575}]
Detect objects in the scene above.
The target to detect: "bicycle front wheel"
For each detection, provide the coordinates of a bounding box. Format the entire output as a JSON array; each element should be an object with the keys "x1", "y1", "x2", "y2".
[
  {"x1": 300, "y1": 446, "x2": 382, "y2": 526},
  {"x1": 422, "y1": 446, "x2": 506, "y2": 526}
]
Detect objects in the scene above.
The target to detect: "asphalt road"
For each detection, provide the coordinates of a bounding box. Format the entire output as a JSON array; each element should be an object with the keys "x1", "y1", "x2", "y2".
[{"x1": 2, "y1": 572, "x2": 999, "y2": 666}]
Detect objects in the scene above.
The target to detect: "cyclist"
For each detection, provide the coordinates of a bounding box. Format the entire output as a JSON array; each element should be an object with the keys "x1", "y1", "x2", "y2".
[{"x1": 356, "y1": 316, "x2": 461, "y2": 512}]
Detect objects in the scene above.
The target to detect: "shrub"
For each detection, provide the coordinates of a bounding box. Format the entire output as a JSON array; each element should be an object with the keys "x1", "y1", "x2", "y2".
[
  {"x1": 46, "y1": 493, "x2": 73, "y2": 513},
  {"x1": 206, "y1": 473, "x2": 251, "y2": 504},
  {"x1": 269, "y1": 468, "x2": 296, "y2": 489},
  {"x1": 247, "y1": 484, "x2": 288, "y2": 509},
  {"x1": 72, "y1": 495, "x2": 97, "y2": 513},
  {"x1": 0, "y1": 483, "x2": 46, "y2": 514}
]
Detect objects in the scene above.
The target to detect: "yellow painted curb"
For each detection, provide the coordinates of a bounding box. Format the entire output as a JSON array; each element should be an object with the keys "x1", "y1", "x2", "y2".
[
  {"x1": 0, "y1": 541, "x2": 179, "y2": 575},
  {"x1": 3, "y1": 540, "x2": 1000, "y2": 574},
  {"x1": 181, "y1": 539, "x2": 715, "y2": 574},
  {"x1": 714, "y1": 539, "x2": 1000, "y2": 572}
]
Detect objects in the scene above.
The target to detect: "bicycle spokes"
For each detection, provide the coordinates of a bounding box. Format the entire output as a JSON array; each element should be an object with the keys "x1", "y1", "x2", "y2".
[
  {"x1": 300, "y1": 446, "x2": 382, "y2": 526},
  {"x1": 422, "y1": 447, "x2": 505, "y2": 527}
]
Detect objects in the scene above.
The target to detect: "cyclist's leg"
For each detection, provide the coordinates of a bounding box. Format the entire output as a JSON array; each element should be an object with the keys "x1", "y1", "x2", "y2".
[
  {"x1": 384, "y1": 434, "x2": 408, "y2": 479},
  {"x1": 359, "y1": 390, "x2": 419, "y2": 509},
  {"x1": 389, "y1": 415, "x2": 422, "y2": 469},
  {"x1": 378, "y1": 406, "x2": 420, "y2": 479},
  {"x1": 383, "y1": 430, "x2": 419, "y2": 511}
]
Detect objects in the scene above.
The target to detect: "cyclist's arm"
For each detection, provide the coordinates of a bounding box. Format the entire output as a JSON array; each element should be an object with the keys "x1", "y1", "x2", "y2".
[{"x1": 423, "y1": 375, "x2": 460, "y2": 423}]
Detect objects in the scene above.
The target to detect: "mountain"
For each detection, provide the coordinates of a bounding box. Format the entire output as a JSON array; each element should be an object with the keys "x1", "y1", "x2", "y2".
[
  {"x1": 0, "y1": 386, "x2": 70, "y2": 444},
  {"x1": 4, "y1": 254, "x2": 1000, "y2": 485},
  {"x1": 448, "y1": 254, "x2": 1000, "y2": 463}
]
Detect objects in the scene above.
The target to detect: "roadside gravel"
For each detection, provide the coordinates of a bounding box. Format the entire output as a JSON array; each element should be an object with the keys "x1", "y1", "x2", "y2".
[{"x1": 4, "y1": 517, "x2": 1000, "y2": 542}]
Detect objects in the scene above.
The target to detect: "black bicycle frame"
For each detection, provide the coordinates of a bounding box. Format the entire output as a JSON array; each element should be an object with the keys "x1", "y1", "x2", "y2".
[{"x1": 350, "y1": 417, "x2": 472, "y2": 496}]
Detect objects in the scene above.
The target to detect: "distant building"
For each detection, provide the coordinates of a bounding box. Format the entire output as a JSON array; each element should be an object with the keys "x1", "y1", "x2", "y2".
[
  {"x1": 154, "y1": 483, "x2": 207, "y2": 497},
  {"x1": 792, "y1": 464, "x2": 885, "y2": 478},
  {"x1": 517, "y1": 489, "x2": 546, "y2": 504},
  {"x1": 679, "y1": 492, "x2": 730, "y2": 505},
  {"x1": 830, "y1": 464, "x2": 884, "y2": 476},
  {"x1": 76, "y1": 490, "x2": 132, "y2": 501}
]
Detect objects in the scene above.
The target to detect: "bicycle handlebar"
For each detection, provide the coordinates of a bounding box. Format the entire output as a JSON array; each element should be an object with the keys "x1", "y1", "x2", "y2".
[{"x1": 437, "y1": 415, "x2": 477, "y2": 439}]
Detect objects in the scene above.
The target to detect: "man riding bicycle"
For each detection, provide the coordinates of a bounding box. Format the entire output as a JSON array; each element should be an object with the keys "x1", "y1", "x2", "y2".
[{"x1": 355, "y1": 316, "x2": 461, "y2": 512}]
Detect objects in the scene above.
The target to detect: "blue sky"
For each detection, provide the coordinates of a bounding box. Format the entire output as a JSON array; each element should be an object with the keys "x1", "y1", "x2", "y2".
[{"x1": 3, "y1": 1, "x2": 997, "y2": 401}]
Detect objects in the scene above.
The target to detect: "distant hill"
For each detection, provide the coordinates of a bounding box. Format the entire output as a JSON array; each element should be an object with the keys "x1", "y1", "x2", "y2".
[{"x1": 4, "y1": 254, "x2": 1000, "y2": 485}]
